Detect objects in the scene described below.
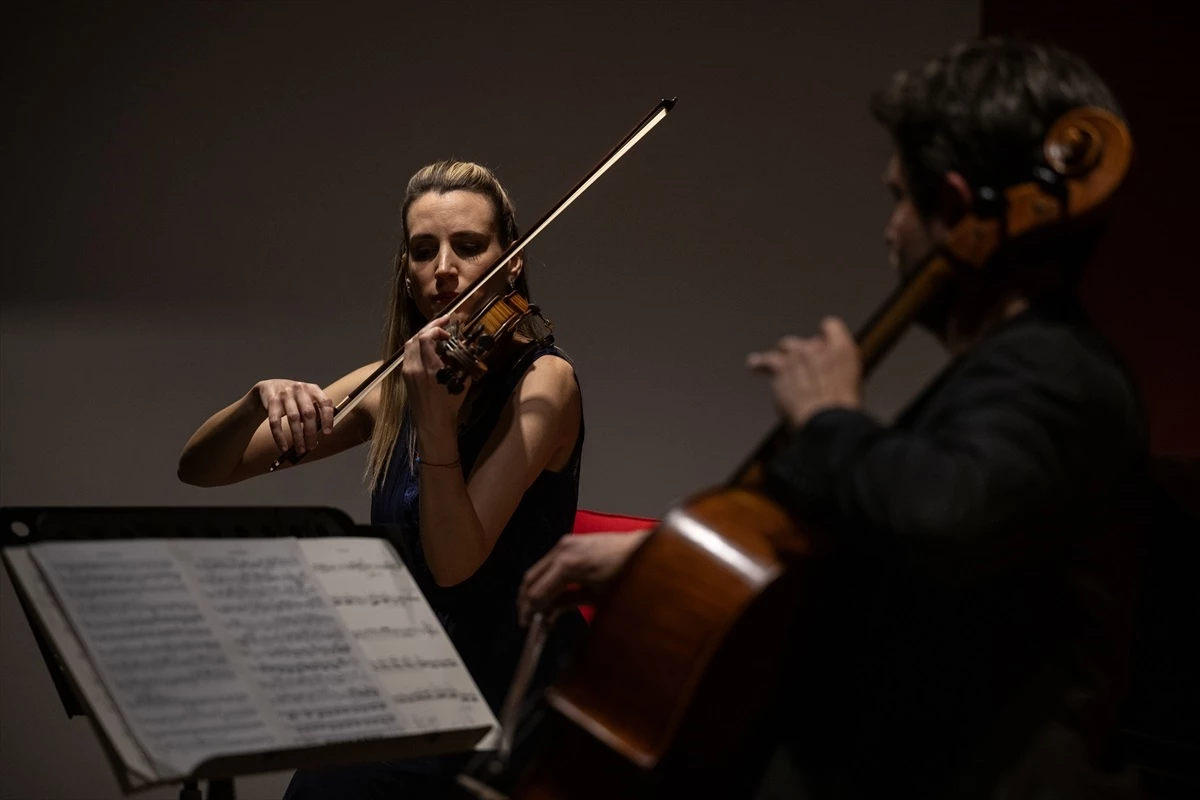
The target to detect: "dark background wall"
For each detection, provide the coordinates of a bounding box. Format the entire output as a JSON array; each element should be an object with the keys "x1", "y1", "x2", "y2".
[
  {"x1": 981, "y1": 2, "x2": 1200, "y2": 792},
  {"x1": 20, "y1": 1, "x2": 1199, "y2": 798},
  {"x1": 983, "y1": 0, "x2": 1199, "y2": 458}
]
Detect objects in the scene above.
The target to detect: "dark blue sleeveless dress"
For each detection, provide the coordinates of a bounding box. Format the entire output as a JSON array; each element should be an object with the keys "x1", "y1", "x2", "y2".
[{"x1": 283, "y1": 343, "x2": 587, "y2": 799}]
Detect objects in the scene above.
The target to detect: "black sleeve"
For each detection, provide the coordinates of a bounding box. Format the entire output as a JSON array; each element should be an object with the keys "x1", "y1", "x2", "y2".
[{"x1": 762, "y1": 325, "x2": 1141, "y2": 551}]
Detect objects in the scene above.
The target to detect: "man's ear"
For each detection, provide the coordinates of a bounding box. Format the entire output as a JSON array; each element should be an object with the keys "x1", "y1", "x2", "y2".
[{"x1": 938, "y1": 171, "x2": 973, "y2": 225}]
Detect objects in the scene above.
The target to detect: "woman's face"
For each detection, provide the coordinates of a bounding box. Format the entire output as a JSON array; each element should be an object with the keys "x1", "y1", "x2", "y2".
[{"x1": 404, "y1": 190, "x2": 518, "y2": 323}]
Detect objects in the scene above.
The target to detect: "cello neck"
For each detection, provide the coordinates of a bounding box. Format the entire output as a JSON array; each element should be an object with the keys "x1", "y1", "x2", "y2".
[
  {"x1": 728, "y1": 251, "x2": 953, "y2": 488},
  {"x1": 726, "y1": 105, "x2": 1132, "y2": 490}
]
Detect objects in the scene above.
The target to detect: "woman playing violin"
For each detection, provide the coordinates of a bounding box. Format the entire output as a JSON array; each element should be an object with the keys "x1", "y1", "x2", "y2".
[{"x1": 178, "y1": 160, "x2": 587, "y2": 798}]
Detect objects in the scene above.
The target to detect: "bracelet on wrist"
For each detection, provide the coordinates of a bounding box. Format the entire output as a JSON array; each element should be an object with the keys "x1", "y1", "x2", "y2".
[{"x1": 415, "y1": 454, "x2": 460, "y2": 469}]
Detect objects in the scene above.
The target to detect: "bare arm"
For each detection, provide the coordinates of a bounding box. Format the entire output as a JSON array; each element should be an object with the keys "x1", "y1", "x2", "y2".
[
  {"x1": 517, "y1": 530, "x2": 650, "y2": 626},
  {"x1": 404, "y1": 324, "x2": 581, "y2": 586},
  {"x1": 177, "y1": 362, "x2": 383, "y2": 487}
]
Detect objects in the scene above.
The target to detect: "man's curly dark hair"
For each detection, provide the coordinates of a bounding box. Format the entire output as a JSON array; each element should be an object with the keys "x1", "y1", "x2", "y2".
[{"x1": 872, "y1": 38, "x2": 1125, "y2": 219}]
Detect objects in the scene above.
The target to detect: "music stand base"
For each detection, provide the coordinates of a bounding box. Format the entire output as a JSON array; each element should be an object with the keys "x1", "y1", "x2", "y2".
[{"x1": 180, "y1": 778, "x2": 235, "y2": 800}]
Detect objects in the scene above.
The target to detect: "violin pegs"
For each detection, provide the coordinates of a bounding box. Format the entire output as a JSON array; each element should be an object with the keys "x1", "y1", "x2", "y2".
[{"x1": 436, "y1": 365, "x2": 467, "y2": 395}]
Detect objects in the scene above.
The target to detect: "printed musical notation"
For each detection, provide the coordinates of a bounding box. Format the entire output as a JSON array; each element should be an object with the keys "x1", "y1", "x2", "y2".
[
  {"x1": 1, "y1": 548, "x2": 159, "y2": 785},
  {"x1": 371, "y1": 654, "x2": 460, "y2": 673},
  {"x1": 178, "y1": 539, "x2": 404, "y2": 747},
  {"x1": 300, "y1": 538, "x2": 497, "y2": 739},
  {"x1": 329, "y1": 591, "x2": 422, "y2": 608},
  {"x1": 31, "y1": 541, "x2": 279, "y2": 777},
  {"x1": 310, "y1": 558, "x2": 403, "y2": 579},
  {"x1": 27, "y1": 535, "x2": 499, "y2": 778},
  {"x1": 353, "y1": 621, "x2": 441, "y2": 640},
  {"x1": 391, "y1": 683, "x2": 481, "y2": 705}
]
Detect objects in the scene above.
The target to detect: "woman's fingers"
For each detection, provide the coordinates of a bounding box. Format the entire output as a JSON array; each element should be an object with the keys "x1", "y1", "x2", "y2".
[
  {"x1": 280, "y1": 390, "x2": 306, "y2": 454},
  {"x1": 313, "y1": 387, "x2": 335, "y2": 436},
  {"x1": 265, "y1": 389, "x2": 291, "y2": 452},
  {"x1": 291, "y1": 383, "x2": 321, "y2": 451}
]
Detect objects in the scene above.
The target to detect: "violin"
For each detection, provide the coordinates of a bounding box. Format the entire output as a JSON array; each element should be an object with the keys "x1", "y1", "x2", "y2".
[
  {"x1": 269, "y1": 98, "x2": 677, "y2": 471},
  {"x1": 473, "y1": 107, "x2": 1133, "y2": 800}
]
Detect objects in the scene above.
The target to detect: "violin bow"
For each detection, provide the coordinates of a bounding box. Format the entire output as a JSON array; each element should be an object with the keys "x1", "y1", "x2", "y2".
[{"x1": 271, "y1": 97, "x2": 677, "y2": 471}]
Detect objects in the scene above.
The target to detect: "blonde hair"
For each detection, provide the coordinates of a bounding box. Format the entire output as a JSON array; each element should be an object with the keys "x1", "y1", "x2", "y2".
[{"x1": 365, "y1": 160, "x2": 543, "y2": 491}]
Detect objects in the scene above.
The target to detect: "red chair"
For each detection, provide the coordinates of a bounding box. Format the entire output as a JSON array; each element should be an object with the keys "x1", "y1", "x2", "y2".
[{"x1": 570, "y1": 509, "x2": 658, "y2": 622}]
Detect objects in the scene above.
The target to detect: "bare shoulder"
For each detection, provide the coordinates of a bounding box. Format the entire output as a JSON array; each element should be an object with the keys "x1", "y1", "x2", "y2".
[
  {"x1": 510, "y1": 354, "x2": 580, "y2": 470},
  {"x1": 513, "y1": 354, "x2": 579, "y2": 411}
]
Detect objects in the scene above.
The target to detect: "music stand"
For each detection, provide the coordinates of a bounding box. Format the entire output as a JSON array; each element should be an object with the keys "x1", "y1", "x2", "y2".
[{"x1": 1, "y1": 505, "x2": 394, "y2": 800}]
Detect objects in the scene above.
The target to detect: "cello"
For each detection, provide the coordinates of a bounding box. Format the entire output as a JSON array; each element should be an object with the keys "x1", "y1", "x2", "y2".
[{"x1": 469, "y1": 106, "x2": 1134, "y2": 799}]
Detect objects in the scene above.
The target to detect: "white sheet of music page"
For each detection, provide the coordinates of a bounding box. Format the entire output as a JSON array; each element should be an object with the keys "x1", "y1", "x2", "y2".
[
  {"x1": 3, "y1": 547, "x2": 156, "y2": 787},
  {"x1": 30, "y1": 538, "x2": 409, "y2": 778},
  {"x1": 299, "y1": 537, "x2": 498, "y2": 747}
]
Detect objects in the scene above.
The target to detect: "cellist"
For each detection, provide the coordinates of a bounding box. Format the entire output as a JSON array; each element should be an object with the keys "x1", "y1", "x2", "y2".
[{"x1": 519, "y1": 37, "x2": 1148, "y2": 800}]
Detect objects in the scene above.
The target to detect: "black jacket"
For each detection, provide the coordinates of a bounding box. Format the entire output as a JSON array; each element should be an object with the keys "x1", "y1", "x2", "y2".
[{"x1": 760, "y1": 300, "x2": 1148, "y2": 799}]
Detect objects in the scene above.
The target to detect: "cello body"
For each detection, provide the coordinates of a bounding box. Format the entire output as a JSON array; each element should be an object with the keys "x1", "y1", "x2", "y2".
[{"x1": 517, "y1": 488, "x2": 815, "y2": 798}]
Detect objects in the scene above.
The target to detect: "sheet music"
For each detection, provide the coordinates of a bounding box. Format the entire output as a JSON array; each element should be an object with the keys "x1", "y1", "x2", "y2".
[
  {"x1": 1, "y1": 549, "x2": 156, "y2": 788},
  {"x1": 177, "y1": 539, "x2": 407, "y2": 749},
  {"x1": 30, "y1": 538, "x2": 411, "y2": 779},
  {"x1": 25, "y1": 535, "x2": 493, "y2": 781},
  {"x1": 31, "y1": 539, "x2": 281, "y2": 778},
  {"x1": 299, "y1": 538, "x2": 498, "y2": 743}
]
